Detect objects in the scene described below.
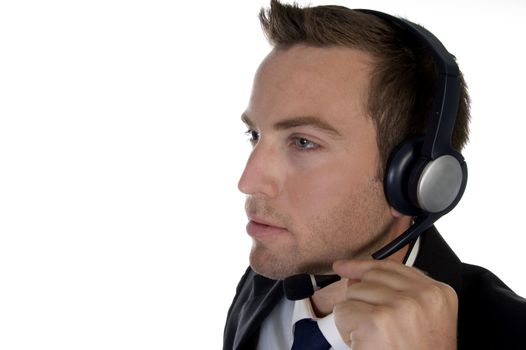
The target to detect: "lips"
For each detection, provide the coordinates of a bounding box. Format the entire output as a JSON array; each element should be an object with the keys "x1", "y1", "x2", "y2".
[{"x1": 246, "y1": 215, "x2": 288, "y2": 239}]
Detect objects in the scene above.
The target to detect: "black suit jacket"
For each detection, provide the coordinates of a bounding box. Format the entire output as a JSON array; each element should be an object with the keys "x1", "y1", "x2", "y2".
[{"x1": 223, "y1": 227, "x2": 526, "y2": 349}]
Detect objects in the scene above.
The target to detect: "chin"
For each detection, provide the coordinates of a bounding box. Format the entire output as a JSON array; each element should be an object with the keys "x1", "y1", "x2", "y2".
[
  {"x1": 249, "y1": 246, "x2": 333, "y2": 280},
  {"x1": 249, "y1": 246, "x2": 298, "y2": 280},
  {"x1": 249, "y1": 256, "x2": 290, "y2": 280}
]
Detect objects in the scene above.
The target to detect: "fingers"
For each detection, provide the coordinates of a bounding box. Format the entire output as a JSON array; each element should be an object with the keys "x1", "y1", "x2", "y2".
[
  {"x1": 334, "y1": 298, "x2": 402, "y2": 349},
  {"x1": 333, "y1": 259, "x2": 428, "y2": 291},
  {"x1": 333, "y1": 299, "x2": 375, "y2": 348},
  {"x1": 345, "y1": 280, "x2": 399, "y2": 305},
  {"x1": 331, "y1": 259, "x2": 459, "y2": 349},
  {"x1": 333, "y1": 259, "x2": 413, "y2": 279},
  {"x1": 333, "y1": 259, "x2": 454, "y2": 308}
]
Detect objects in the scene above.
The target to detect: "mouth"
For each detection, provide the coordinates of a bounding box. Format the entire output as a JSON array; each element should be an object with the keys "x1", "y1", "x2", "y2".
[{"x1": 246, "y1": 215, "x2": 288, "y2": 239}]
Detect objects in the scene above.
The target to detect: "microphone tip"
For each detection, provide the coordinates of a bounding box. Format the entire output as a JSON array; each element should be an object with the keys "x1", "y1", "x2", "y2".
[{"x1": 283, "y1": 274, "x2": 314, "y2": 300}]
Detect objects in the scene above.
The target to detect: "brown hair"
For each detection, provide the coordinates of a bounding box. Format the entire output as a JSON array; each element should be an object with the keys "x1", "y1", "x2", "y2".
[{"x1": 259, "y1": 0, "x2": 470, "y2": 176}]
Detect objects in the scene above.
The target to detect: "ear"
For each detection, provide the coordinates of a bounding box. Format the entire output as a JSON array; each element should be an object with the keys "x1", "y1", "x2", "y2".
[{"x1": 390, "y1": 206, "x2": 406, "y2": 218}]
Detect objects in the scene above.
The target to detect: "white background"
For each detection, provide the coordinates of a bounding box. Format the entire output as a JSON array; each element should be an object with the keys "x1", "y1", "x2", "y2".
[{"x1": 0, "y1": 0, "x2": 525, "y2": 348}]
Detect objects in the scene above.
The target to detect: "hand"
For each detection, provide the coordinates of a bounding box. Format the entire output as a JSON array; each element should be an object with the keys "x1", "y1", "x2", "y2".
[{"x1": 332, "y1": 259, "x2": 458, "y2": 350}]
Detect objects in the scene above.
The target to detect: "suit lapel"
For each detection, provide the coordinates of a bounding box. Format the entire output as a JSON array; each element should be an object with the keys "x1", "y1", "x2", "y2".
[
  {"x1": 414, "y1": 226, "x2": 463, "y2": 294},
  {"x1": 233, "y1": 272, "x2": 284, "y2": 349}
]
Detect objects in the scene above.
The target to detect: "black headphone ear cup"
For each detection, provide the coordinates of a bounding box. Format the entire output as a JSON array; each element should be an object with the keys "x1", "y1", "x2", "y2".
[{"x1": 384, "y1": 138, "x2": 425, "y2": 216}]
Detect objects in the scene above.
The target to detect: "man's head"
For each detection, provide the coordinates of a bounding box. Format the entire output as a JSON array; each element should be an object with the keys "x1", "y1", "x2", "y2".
[{"x1": 238, "y1": 0, "x2": 470, "y2": 279}]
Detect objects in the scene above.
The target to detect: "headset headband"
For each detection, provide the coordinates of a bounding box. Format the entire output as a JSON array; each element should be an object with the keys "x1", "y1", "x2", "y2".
[{"x1": 357, "y1": 9, "x2": 460, "y2": 159}]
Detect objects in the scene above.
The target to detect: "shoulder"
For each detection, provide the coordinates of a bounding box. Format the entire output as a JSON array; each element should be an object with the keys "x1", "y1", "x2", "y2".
[
  {"x1": 458, "y1": 263, "x2": 526, "y2": 348},
  {"x1": 223, "y1": 267, "x2": 283, "y2": 349},
  {"x1": 224, "y1": 267, "x2": 255, "y2": 336},
  {"x1": 223, "y1": 267, "x2": 254, "y2": 349},
  {"x1": 459, "y1": 262, "x2": 526, "y2": 319}
]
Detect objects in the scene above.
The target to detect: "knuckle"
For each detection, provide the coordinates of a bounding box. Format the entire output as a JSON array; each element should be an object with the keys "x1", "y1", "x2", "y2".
[
  {"x1": 417, "y1": 281, "x2": 457, "y2": 309},
  {"x1": 438, "y1": 282, "x2": 459, "y2": 307},
  {"x1": 394, "y1": 293, "x2": 420, "y2": 312},
  {"x1": 420, "y1": 283, "x2": 443, "y2": 301},
  {"x1": 370, "y1": 306, "x2": 394, "y2": 330},
  {"x1": 439, "y1": 282, "x2": 457, "y2": 298},
  {"x1": 361, "y1": 267, "x2": 383, "y2": 281}
]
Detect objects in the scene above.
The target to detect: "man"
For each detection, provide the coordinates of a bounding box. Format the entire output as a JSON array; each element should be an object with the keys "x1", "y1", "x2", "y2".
[{"x1": 224, "y1": 1, "x2": 526, "y2": 349}]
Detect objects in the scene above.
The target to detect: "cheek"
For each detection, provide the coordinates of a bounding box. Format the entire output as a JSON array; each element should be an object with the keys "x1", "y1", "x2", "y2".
[
  {"x1": 285, "y1": 162, "x2": 357, "y2": 217},
  {"x1": 283, "y1": 153, "x2": 388, "y2": 230},
  {"x1": 287, "y1": 154, "x2": 374, "y2": 198}
]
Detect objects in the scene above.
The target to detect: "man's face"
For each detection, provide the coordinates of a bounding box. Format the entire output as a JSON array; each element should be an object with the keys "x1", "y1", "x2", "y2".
[{"x1": 239, "y1": 45, "x2": 401, "y2": 279}]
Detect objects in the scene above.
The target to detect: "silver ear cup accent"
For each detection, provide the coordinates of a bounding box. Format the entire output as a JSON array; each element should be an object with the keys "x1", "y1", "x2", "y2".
[{"x1": 417, "y1": 155, "x2": 463, "y2": 213}]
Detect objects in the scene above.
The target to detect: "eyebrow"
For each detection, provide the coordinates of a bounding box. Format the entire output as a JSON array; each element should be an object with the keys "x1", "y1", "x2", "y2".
[{"x1": 241, "y1": 113, "x2": 342, "y2": 137}]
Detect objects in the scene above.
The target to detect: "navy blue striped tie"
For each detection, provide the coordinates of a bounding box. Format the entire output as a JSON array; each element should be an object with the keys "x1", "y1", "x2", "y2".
[{"x1": 291, "y1": 318, "x2": 331, "y2": 350}]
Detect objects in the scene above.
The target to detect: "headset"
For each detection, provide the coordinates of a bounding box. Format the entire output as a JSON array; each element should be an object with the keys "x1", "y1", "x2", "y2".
[{"x1": 283, "y1": 9, "x2": 468, "y2": 300}]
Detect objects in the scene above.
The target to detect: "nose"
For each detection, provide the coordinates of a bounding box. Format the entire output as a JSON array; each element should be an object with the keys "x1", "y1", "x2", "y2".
[{"x1": 238, "y1": 142, "x2": 281, "y2": 198}]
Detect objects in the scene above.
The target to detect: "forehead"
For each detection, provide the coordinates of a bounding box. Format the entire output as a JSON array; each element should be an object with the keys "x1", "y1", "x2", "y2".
[{"x1": 247, "y1": 44, "x2": 375, "y2": 129}]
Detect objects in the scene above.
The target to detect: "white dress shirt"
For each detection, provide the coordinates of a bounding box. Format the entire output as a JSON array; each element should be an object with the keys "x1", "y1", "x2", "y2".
[{"x1": 257, "y1": 237, "x2": 420, "y2": 349}]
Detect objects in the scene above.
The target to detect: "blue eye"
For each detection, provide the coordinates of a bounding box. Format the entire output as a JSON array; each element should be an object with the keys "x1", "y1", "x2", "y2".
[
  {"x1": 245, "y1": 129, "x2": 260, "y2": 145},
  {"x1": 292, "y1": 137, "x2": 319, "y2": 150}
]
